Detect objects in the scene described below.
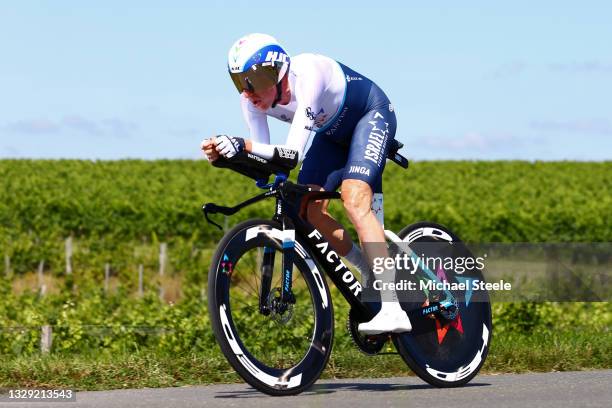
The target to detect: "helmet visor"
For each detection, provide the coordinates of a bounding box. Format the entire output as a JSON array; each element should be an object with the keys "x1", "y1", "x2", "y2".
[{"x1": 229, "y1": 63, "x2": 281, "y2": 94}]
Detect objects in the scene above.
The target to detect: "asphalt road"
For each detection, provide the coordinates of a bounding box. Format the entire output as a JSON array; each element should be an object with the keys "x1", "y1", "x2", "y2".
[{"x1": 1, "y1": 370, "x2": 610, "y2": 408}]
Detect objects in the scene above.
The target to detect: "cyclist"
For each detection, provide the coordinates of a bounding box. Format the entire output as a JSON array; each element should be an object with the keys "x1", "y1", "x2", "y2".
[{"x1": 202, "y1": 33, "x2": 411, "y2": 334}]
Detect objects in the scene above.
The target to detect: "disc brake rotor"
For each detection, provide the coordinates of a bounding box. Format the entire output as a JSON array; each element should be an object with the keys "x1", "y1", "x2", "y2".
[{"x1": 267, "y1": 288, "x2": 294, "y2": 324}]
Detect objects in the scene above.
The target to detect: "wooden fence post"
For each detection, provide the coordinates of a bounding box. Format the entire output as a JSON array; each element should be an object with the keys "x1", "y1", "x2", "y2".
[
  {"x1": 159, "y1": 243, "x2": 167, "y2": 301},
  {"x1": 41, "y1": 325, "x2": 52, "y2": 353},
  {"x1": 138, "y1": 264, "x2": 144, "y2": 297},
  {"x1": 104, "y1": 263, "x2": 110, "y2": 293},
  {"x1": 4, "y1": 254, "x2": 10, "y2": 278},
  {"x1": 38, "y1": 260, "x2": 46, "y2": 296},
  {"x1": 159, "y1": 243, "x2": 167, "y2": 276},
  {"x1": 65, "y1": 237, "x2": 73, "y2": 275},
  {"x1": 546, "y1": 245, "x2": 559, "y2": 299}
]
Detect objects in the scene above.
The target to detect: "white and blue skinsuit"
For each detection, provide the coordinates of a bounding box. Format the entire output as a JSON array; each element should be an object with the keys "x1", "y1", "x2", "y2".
[{"x1": 244, "y1": 53, "x2": 397, "y2": 219}]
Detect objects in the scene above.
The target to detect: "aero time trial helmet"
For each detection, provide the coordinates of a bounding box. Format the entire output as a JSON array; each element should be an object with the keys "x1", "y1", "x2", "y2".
[{"x1": 227, "y1": 33, "x2": 290, "y2": 94}]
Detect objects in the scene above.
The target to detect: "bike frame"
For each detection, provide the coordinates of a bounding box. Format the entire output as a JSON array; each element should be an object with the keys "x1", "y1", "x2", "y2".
[{"x1": 203, "y1": 176, "x2": 456, "y2": 324}]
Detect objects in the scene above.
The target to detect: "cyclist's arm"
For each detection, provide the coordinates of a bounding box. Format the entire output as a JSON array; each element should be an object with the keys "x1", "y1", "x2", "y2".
[
  {"x1": 249, "y1": 70, "x2": 323, "y2": 162},
  {"x1": 240, "y1": 95, "x2": 300, "y2": 164},
  {"x1": 241, "y1": 94, "x2": 270, "y2": 144},
  {"x1": 248, "y1": 116, "x2": 314, "y2": 163}
]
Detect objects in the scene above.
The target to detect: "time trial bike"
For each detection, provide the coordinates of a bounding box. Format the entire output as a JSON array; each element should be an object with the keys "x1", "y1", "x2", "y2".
[{"x1": 203, "y1": 145, "x2": 492, "y2": 396}]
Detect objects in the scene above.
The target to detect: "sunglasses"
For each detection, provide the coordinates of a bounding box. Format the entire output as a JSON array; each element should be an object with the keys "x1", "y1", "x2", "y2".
[{"x1": 229, "y1": 63, "x2": 282, "y2": 94}]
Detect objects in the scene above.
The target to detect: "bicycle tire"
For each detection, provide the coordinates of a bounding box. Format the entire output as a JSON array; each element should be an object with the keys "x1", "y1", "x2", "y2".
[
  {"x1": 391, "y1": 221, "x2": 492, "y2": 387},
  {"x1": 208, "y1": 219, "x2": 334, "y2": 395}
]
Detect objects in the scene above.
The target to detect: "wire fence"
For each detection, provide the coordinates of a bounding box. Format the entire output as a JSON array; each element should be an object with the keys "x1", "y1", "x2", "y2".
[{"x1": 3, "y1": 239, "x2": 190, "y2": 300}]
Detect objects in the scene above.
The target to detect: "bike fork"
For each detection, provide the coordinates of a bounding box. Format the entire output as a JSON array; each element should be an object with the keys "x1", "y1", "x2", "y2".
[
  {"x1": 259, "y1": 199, "x2": 296, "y2": 313},
  {"x1": 259, "y1": 246, "x2": 275, "y2": 315},
  {"x1": 279, "y1": 210, "x2": 296, "y2": 304}
]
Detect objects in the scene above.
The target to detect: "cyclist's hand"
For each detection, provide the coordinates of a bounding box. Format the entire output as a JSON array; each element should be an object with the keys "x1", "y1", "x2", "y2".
[
  {"x1": 201, "y1": 137, "x2": 220, "y2": 162},
  {"x1": 215, "y1": 135, "x2": 245, "y2": 159}
]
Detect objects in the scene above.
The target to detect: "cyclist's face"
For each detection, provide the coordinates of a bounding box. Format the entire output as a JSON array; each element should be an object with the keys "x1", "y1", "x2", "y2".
[{"x1": 243, "y1": 84, "x2": 276, "y2": 111}]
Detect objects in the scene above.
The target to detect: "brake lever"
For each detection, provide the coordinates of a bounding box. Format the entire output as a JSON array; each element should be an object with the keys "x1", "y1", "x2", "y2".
[{"x1": 202, "y1": 203, "x2": 224, "y2": 230}]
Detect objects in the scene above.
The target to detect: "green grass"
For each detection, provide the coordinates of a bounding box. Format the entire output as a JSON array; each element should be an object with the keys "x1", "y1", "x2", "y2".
[
  {"x1": 486, "y1": 330, "x2": 611, "y2": 373},
  {"x1": 1, "y1": 329, "x2": 609, "y2": 391}
]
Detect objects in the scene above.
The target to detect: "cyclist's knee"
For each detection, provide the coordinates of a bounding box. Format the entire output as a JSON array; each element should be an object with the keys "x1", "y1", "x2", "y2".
[{"x1": 341, "y1": 179, "x2": 373, "y2": 223}]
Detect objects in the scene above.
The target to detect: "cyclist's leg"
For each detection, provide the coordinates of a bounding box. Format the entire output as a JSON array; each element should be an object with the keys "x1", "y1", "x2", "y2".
[
  {"x1": 297, "y1": 135, "x2": 353, "y2": 255},
  {"x1": 339, "y1": 106, "x2": 395, "y2": 246},
  {"x1": 340, "y1": 107, "x2": 393, "y2": 272},
  {"x1": 338, "y1": 106, "x2": 411, "y2": 333}
]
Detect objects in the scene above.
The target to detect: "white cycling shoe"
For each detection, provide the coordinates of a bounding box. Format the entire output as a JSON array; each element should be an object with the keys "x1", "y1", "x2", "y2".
[{"x1": 358, "y1": 308, "x2": 413, "y2": 335}]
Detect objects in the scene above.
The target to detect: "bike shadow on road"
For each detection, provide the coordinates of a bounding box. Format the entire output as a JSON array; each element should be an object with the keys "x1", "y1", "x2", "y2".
[{"x1": 215, "y1": 381, "x2": 491, "y2": 398}]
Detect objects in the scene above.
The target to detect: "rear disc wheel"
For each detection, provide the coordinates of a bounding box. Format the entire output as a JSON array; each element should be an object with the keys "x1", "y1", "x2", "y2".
[{"x1": 391, "y1": 222, "x2": 492, "y2": 387}]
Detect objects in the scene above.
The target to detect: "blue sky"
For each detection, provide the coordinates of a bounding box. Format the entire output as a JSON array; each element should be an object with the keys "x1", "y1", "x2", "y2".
[{"x1": 1, "y1": 1, "x2": 611, "y2": 160}]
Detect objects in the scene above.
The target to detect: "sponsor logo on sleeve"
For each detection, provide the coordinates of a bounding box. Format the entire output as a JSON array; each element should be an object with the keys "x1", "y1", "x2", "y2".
[
  {"x1": 247, "y1": 153, "x2": 268, "y2": 163},
  {"x1": 305, "y1": 107, "x2": 316, "y2": 120},
  {"x1": 346, "y1": 74, "x2": 363, "y2": 82},
  {"x1": 325, "y1": 106, "x2": 349, "y2": 136},
  {"x1": 348, "y1": 165, "x2": 371, "y2": 176},
  {"x1": 305, "y1": 107, "x2": 328, "y2": 129},
  {"x1": 363, "y1": 111, "x2": 390, "y2": 167},
  {"x1": 277, "y1": 148, "x2": 297, "y2": 160}
]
